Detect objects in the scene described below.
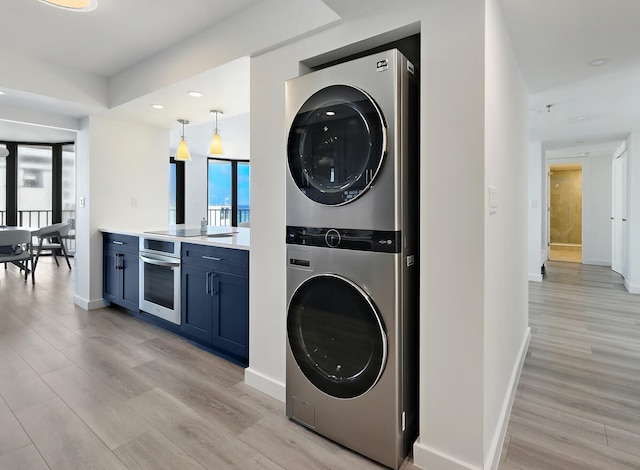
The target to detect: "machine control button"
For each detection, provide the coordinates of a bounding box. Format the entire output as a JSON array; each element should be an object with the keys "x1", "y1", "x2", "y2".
[{"x1": 325, "y1": 229, "x2": 341, "y2": 248}]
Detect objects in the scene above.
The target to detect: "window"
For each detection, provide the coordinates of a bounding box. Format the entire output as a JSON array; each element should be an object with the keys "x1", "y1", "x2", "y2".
[
  {"x1": 18, "y1": 145, "x2": 52, "y2": 226},
  {"x1": 0, "y1": 146, "x2": 6, "y2": 225},
  {"x1": 0, "y1": 142, "x2": 75, "y2": 229},
  {"x1": 238, "y1": 162, "x2": 250, "y2": 224},
  {"x1": 207, "y1": 158, "x2": 250, "y2": 227}
]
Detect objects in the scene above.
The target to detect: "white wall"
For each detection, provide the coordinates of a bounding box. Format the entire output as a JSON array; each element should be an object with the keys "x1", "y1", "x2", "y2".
[
  {"x1": 248, "y1": 0, "x2": 529, "y2": 469},
  {"x1": 528, "y1": 140, "x2": 543, "y2": 281},
  {"x1": 624, "y1": 130, "x2": 640, "y2": 293},
  {"x1": 74, "y1": 116, "x2": 169, "y2": 309},
  {"x1": 483, "y1": 2, "x2": 530, "y2": 469}
]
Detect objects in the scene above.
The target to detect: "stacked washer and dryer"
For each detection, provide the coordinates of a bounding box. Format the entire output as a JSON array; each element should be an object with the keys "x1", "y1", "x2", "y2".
[{"x1": 284, "y1": 49, "x2": 419, "y2": 469}]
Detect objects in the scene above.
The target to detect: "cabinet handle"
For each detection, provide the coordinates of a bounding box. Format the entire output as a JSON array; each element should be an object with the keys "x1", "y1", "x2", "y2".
[
  {"x1": 202, "y1": 255, "x2": 222, "y2": 261},
  {"x1": 114, "y1": 253, "x2": 123, "y2": 270},
  {"x1": 205, "y1": 272, "x2": 211, "y2": 295},
  {"x1": 114, "y1": 253, "x2": 119, "y2": 270},
  {"x1": 112, "y1": 241, "x2": 124, "y2": 245},
  {"x1": 212, "y1": 273, "x2": 218, "y2": 295}
]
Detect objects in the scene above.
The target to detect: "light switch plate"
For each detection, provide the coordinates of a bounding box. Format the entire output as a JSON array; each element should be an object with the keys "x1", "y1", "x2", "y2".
[{"x1": 489, "y1": 186, "x2": 497, "y2": 214}]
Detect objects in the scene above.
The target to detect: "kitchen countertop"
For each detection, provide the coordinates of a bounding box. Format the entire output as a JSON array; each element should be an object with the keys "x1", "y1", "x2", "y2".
[{"x1": 99, "y1": 225, "x2": 250, "y2": 251}]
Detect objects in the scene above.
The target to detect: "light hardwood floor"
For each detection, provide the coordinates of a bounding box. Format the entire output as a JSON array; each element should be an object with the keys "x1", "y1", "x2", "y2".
[
  {"x1": 499, "y1": 261, "x2": 640, "y2": 470},
  {"x1": 0, "y1": 258, "x2": 420, "y2": 470},
  {"x1": 2, "y1": 258, "x2": 638, "y2": 469}
]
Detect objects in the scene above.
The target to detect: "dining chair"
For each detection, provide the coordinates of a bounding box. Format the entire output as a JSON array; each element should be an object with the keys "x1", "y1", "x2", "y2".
[
  {"x1": 0, "y1": 229, "x2": 35, "y2": 284},
  {"x1": 33, "y1": 222, "x2": 72, "y2": 271}
]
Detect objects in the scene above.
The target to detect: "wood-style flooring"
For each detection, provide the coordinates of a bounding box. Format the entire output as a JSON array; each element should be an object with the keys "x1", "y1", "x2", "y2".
[
  {"x1": 2, "y1": 258, "x2": 638, "y2": 469},
  {"x1": 499, "y1": 261, "x2": 640, "y2": 470},
  {"x1": 0, "y1": 258, "x2": 420, "y2": 470}
]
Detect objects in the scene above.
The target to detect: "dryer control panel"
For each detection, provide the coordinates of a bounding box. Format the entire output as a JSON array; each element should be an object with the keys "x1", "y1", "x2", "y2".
[{"x1": 286, "y1": 226, "x2": 401, "y2": 253}]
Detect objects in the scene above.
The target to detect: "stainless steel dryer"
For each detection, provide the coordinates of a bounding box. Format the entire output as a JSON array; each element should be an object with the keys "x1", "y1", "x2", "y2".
[
  {"x1": 285, "y1": 49, "x2": 415, "y2": 231},
  {"x1": 285, "y1": 48, "x2": 418, "y2": 469},
  {"x1": 285, "y1": 230, "x2": 417, "y2": 469}
]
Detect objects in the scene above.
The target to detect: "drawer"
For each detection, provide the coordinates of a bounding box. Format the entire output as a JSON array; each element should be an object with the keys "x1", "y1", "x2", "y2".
[
  {"x1": 182, "y1": 243, "x2": 248, "y2": 276},
  {"x1": 103, "y1": 233, "x2": 139, "y2": 254}
]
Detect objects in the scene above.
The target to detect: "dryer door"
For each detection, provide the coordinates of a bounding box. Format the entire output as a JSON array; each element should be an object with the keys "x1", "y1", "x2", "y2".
[
  {"x1": 287, "y1": 274, "x2": 387, "y2": 399},
  {"x1": 287, "y1": 85, "x2": 386, "y2": 206}
]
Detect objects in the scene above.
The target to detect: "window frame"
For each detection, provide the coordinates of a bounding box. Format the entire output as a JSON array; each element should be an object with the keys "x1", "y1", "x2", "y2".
[
  {"x1": 169, "y1": 157, "x2": 185, "y2": 224},
  {"x1": 1, "y1": 140, "x2": 74, "y2": 227},
  {"x1": 207, "y1": 157, "x2": 250, "y2": 227}
]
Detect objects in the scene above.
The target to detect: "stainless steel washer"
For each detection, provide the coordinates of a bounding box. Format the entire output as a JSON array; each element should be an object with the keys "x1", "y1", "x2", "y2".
[{"x1": 286, "y1": 236, "x2": 417, "y2": 469}]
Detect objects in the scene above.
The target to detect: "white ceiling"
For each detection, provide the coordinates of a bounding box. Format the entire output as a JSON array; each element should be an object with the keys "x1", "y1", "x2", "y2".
[
  {"x1": 1, "y1": 0, "x2": 639, "y2": 159},
  {"x1": 500, "y1": 0, "x2": 640, "y2": 155}
]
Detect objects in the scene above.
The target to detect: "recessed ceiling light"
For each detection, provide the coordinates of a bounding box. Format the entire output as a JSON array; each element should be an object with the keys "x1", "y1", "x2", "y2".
[
  {"x1": 151, "y1": 104, "x2": 163, "y2": 110},
  {"x1": 187, "y1": 91, "x2": 203, "y2": 98},
  {"x1": 588, "y1": 58, "x2": 608, "y2": 67},
  {"x1": 37, "y1": 0, "x2": 98, "y2": 12}
]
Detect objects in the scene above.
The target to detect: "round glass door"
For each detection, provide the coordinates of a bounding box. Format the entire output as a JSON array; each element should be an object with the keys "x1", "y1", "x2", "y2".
[
  {"x1": 287, "y1": 85, "x2": 386, "y2": 206},
  {"x1": 287, "y1": 274, "x2": 387, "y2": 399}
]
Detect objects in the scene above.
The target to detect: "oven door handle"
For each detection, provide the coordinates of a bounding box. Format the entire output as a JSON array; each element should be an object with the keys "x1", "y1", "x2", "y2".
[{"x1": 139, "y1": 255, "x2": 181, "y2": 268}]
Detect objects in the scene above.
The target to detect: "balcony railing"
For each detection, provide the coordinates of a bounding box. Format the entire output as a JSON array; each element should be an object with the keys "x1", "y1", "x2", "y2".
[
  {"x1": 0, "y1": 209, "x2": 76, "y2": 252},
  {"x1": 207, "y1": 207, "x2": 250, "y2": 227}
]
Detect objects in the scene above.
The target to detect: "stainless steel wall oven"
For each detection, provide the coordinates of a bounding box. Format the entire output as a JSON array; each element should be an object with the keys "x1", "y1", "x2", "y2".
[{"x1": 139, "y1": 237, "x2": 181, "y2": 324}]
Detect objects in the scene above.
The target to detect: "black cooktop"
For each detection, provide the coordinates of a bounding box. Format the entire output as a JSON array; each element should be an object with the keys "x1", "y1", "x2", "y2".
[{"x1": 145, "y1": 227, "x2": 238, "y2": 238}]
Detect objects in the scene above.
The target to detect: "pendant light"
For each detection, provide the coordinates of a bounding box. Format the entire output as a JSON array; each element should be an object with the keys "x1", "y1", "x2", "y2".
[
  {"x1": 209, "y1": 110, "x2": 224, "y2": 155},
  {"x1": 175, "y1": 119, "x2": 191, "y2": 161},
  {"x1": 37, "y1": 0, "x2": 98, "y2": 11}
]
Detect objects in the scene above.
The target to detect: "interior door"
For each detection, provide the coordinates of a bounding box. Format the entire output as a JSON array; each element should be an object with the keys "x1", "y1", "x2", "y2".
[{"x1": 611, "y1": 152, "x2": 628, "y2": 275}]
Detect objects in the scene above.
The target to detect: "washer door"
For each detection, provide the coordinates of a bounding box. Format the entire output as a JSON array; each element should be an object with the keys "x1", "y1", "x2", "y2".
[
  {"x1": 287, "y1": 274, "x2": 387, "y2": 399},
  {"x1": 287, "y1": 85, "x2": 386, "y2": 206}
]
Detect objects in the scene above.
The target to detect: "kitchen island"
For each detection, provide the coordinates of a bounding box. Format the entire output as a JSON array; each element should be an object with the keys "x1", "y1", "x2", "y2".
[{"x1": 100, "y1": 226, "x2": 250, "y2": 366}]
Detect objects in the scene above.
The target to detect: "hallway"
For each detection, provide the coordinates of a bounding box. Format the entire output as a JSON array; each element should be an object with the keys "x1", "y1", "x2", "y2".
[{"x1": 500, "y1": 261, "x2": 640, "y2": 469}]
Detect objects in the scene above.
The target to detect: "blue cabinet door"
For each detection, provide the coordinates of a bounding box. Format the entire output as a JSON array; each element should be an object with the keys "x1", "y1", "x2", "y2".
[
  {"x1": 211, "y1": 271, "x2": 249, "y2": 361},
  {"x1": 181, "y1": 264, "x2": 214, "y2": 343},
  {"x1": 103, "y1": 239, "x2": 139, "y2": 312},
  {"x1": 120, "y1": 251, "x2": 139, "y2": 311},
  {"x1": 103, "y1": 248, "x2": 122, "y2": 302}
]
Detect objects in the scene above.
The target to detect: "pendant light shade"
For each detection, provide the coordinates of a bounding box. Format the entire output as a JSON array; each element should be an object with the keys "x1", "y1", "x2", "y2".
[
  {"x1": 209, "y1": 110, "x2": 224, "y2": 155},
  {"x1": 175, "y1": 119, "x2": 191, "y2": 161},
  {"x1": 38, "y1": 0, "x2": 98, "y2": 11}
]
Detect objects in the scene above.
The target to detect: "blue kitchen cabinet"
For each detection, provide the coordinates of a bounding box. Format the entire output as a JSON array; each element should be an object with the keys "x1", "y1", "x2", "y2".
[
  {"x1": 181, "y1": 243, "x2": 249, "y2": 364},
  {"x1": 103, "y1": 233, "x2": 139, "y2": 312}
]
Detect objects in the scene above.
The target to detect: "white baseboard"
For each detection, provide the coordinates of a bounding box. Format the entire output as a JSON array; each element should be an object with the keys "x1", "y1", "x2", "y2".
[
  {"x1": 413, "y1": 328, "x2": 531, "y2": 470},
  {"x1": 485, "y1": 327, "x2": 531, "y2": 470},
  {"x1": 413, "y1": 440, "x2": 480, "y2": 470},
  {"x1": 582, "y1": 259, "x2": 611, "y2": 267},
  {"x1": 244, "y1": 367, "x2": 285, "y2": 402},
  {"x1": 74, "y1": 295, "x2": 106, "y2": 311},
  {"x1": 528, "y1": 273, "x2": 542, "y2": 282},
  {"x1": 624, "y1": 279, "x2": 640, "y2": 294}
]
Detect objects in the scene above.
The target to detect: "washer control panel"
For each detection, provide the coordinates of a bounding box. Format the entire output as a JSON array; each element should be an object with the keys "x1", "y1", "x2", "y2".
[{"x1": 286, "y1": 226, "x2": 401, "y2": 253}]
